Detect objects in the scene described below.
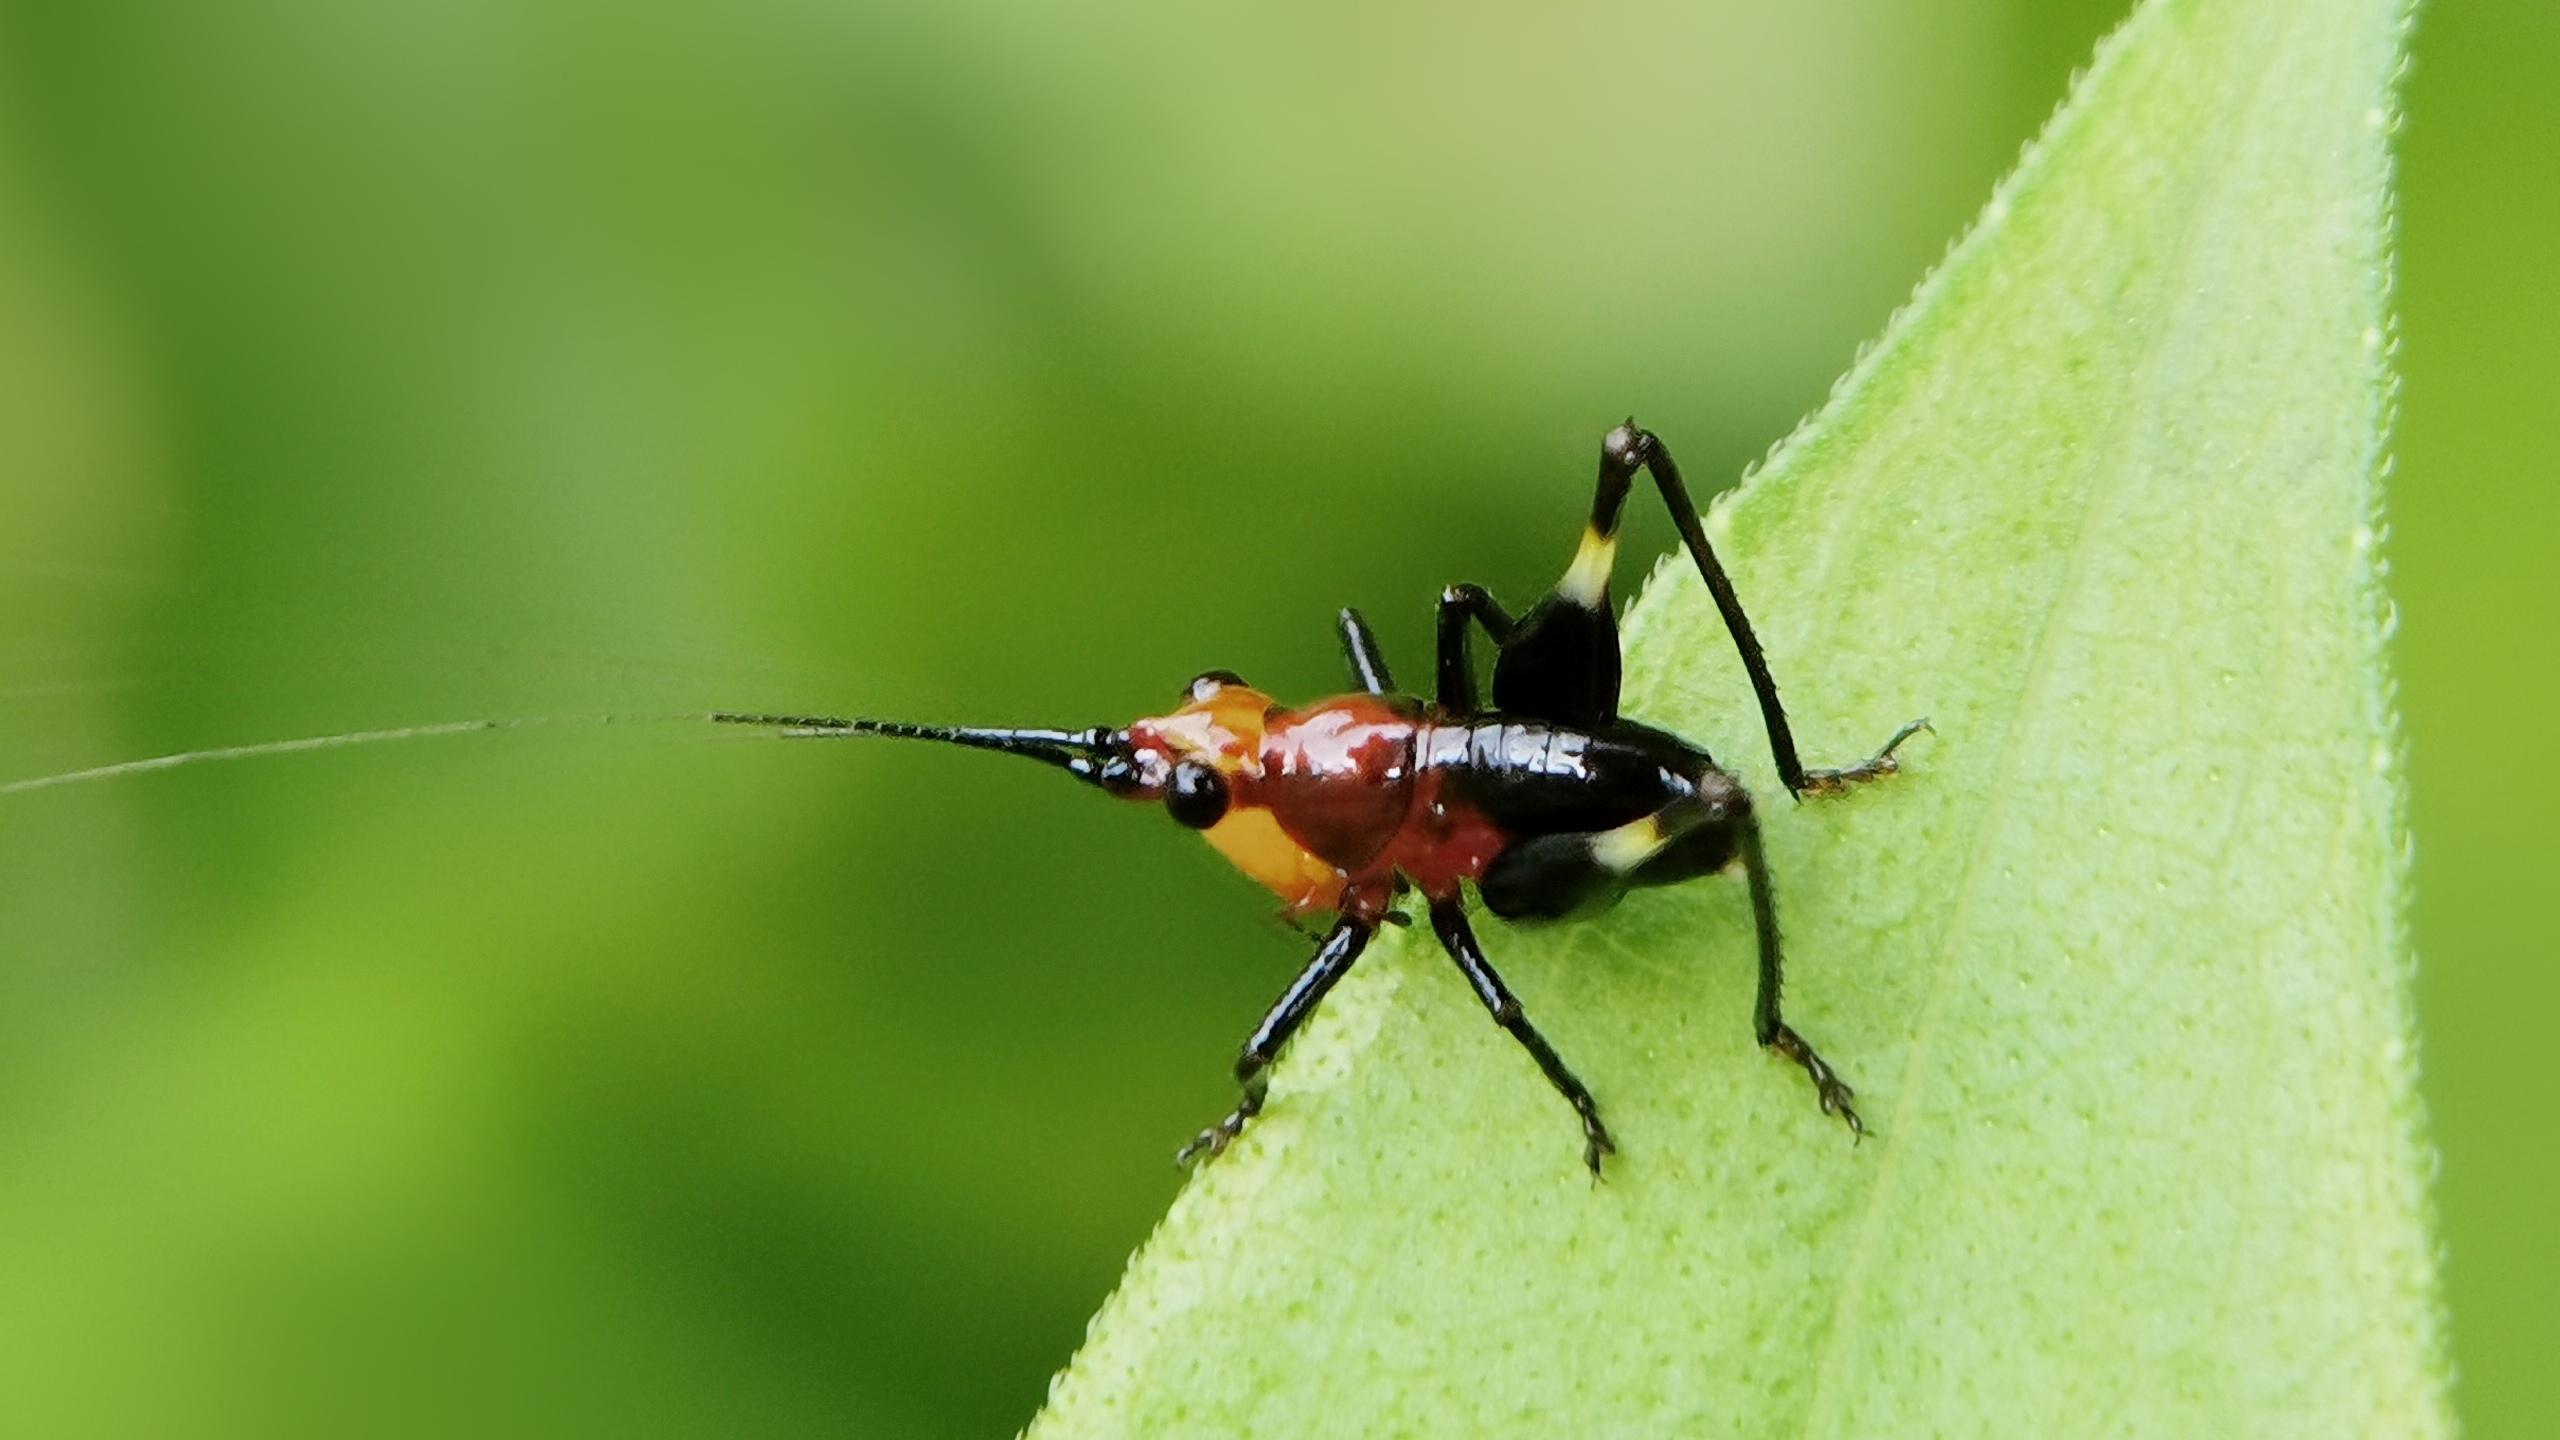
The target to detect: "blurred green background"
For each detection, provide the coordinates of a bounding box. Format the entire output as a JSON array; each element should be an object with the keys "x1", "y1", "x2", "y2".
[{"x1": 0, "y1": 1, "x2": 2543, "y2": 1434}]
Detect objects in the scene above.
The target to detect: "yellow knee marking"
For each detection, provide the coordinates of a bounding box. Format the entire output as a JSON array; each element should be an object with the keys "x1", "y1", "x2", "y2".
[
  {"x1": 1557, "y1": 525, "x2": 1618, "y2": 608},
  {"x1": 1590, "y1": 812, "x2": 1669, "y2": 873}
]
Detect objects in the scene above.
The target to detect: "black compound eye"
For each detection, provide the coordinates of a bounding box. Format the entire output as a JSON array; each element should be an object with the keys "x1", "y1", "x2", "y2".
[
  {"x1": 1164, "y1": 760, "x2": 1230, "y2": 829},
  {"x1": 1186, "y1": 669, "x2": 1246, "y2": 703}
]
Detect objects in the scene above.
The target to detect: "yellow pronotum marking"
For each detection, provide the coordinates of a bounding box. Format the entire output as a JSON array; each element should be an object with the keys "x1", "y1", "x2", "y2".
[
  {"x1": 1202, "y1": 803, "x2": 1342, "y2": 914},
  {"x1": 1557, "y1": 524, "x2": 1618, "y2": 608}
]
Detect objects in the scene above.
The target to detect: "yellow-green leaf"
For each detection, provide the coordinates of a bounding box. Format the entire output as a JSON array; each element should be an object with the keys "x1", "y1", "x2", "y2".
[{"x1": 1033, "y1": 0, "x2": 2446, "y2": 1433}]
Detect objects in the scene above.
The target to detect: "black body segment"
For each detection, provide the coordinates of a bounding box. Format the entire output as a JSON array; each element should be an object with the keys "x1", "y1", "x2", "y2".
[{"x1": 1420, "y1": 719, "x2": 1703, "y2": 844}]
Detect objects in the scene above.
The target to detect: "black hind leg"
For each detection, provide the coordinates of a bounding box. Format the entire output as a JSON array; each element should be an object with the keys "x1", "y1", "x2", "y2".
[
  {"x1": 1732, "y1": 806, "x2": 1864, "y2": 1137},
  {"x1": 1590, "y1": 422, "x2": 1809, "y2": 786},
  {"x1": 1480, "y1": 778, "x2": 1868, "y2": 1141},
  {"x1": 1481, "y1": 432, "x2": 1645, "y2": 728},
  {"x1": 1493, "y1": 420, "x2": 1927, "y2": 795},
  {"x1": 1799, "y1": 718, "x2": 1934, "y2": 795}
]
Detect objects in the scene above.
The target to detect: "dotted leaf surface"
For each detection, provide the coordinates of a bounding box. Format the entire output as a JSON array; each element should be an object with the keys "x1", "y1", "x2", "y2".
[{"x1": 1033, "y1": 0, "x2": 2446, "y2": 1432}]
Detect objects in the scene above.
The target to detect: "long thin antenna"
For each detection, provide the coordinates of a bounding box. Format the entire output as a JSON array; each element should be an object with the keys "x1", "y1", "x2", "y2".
[
  {"x1": 710, "y1": 711, "x2": 856, "y2": 734},
  {"x1": 0, "y1": 708, "x2": 1127, "y2": 800},
  {"x1": 710, "y1": 711, "x2": 1121, "y2": 779},
  {"x1": 0, "y1": 713, "x2": 705, "y2": 799}
]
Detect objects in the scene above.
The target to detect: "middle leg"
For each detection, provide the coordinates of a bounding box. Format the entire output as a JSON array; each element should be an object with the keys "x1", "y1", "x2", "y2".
[
  {"x1": 1434, "y1": 584, "x2": 1513, "y2": 712},
  {"x1": 1427, "y1": 897, "x2": 1615, "y2": 1176}
]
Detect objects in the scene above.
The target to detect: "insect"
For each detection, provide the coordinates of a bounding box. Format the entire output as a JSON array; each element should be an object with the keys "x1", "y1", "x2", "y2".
[
  {"x1": 2, "y1": 420, "x2": 1922, "y2": 1176},
  {"x1": 719, "y1": 421, "x2": 1927, "y2": 1174}
]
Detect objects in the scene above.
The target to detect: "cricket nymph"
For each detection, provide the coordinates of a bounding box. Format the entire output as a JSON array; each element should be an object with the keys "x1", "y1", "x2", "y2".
[
  {"x1": 718, "y1": 420, "x2": 1928, "y2": 1175},
  {"x1": 1116, "y1": 682, "x2": 1750, "y2": 932}
]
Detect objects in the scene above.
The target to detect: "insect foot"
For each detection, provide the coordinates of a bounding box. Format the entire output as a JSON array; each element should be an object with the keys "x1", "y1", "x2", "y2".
[
  {"x1": 1174, "y1": 1096, "x2": 1262, "y2": 1171},
  {"x1": 1766, "y1": 1022, "x2": 1868, "y2": 1142},
  {"x1": 1800, "y1": 717, "x2": 1935, "y2": 797},
  {"x1": 1578, "y1": 1107, "x2": 1619, "y2": 1180}
]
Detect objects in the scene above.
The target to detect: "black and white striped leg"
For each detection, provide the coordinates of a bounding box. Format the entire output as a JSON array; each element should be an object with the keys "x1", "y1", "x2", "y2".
[{"x1": 1336, "y1": 607, "x2": 1396, "y2": 696}]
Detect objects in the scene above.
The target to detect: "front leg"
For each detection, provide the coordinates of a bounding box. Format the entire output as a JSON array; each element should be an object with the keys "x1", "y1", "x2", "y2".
[
  {"x1": 1336, "y1": 607, "x2": 1396, "y2": 696},
  {"x1": 1177, "y1": 914, "x2": 1376, "y2": 1168}
]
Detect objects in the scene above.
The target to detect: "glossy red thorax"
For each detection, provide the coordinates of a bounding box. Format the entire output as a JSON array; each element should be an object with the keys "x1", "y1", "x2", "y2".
[{"x1": 1123, "y1": 681, "x2": 1507, "y2": 920}]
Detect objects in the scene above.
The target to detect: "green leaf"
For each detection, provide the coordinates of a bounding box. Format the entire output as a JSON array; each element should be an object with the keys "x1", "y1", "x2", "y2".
[{"x1": 1031, "y1": 0, "x2": 2447, "y2": 1432}]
